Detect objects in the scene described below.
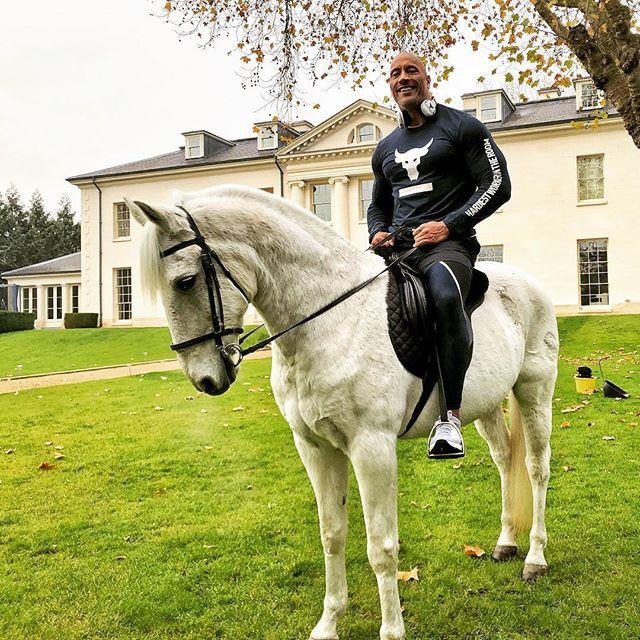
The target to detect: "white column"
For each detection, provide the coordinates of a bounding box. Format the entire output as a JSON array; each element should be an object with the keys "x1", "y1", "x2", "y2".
[
  {"x1": 288, "y1": 180, "x2": 307, "y2": 209},
  {"x1": 62, "y1": 284, "x2": 70, "y2": 326},
  {"x1": 328, "y1": 176, "x2": 351, "y2": 240},
  {"x1": 36, "y1": 286, "x2": 46, "y2": 329}
]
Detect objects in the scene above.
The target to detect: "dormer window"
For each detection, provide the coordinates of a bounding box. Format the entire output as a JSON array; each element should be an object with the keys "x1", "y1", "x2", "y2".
[
  {"x1": 348, "y1": 123, "x2": 381, "y2": 144},
  {"x1": 577, "y1": 80, "x2": 601, "y2": 110},
  {"x1": 478, "y1": 94, "x2": 499, "y2": 122},
  {"x1": 185, "y1": 134, "x2": 204, "y2": 159},
  {"x1": 257, "y1": 126, "x2": 278, "y2": 150}
]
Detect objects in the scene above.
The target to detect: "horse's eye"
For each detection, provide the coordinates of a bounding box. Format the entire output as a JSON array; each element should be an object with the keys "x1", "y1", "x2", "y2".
[{"x1": 176, "y1": 275, "x2": 197, "y2": 291}]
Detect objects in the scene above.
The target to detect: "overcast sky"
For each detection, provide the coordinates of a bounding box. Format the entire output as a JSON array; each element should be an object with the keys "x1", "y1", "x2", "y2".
[{"x1": 1, "y1": 0, "x2": 490, "y2": 214}]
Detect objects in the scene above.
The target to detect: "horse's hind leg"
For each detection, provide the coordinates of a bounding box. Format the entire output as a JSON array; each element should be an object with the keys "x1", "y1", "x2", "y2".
[
  {"x1": 293, "y1": 433, "x2": 349, "y2": 640},
  {"x1": 475, "y1": 407, "x2": 519, "y2": 561},
  {"x1": 513, "y1": 375, "x2": 554, "y2": 582}
]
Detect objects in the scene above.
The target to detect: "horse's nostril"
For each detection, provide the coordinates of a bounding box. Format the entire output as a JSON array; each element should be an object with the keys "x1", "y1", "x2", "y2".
[{"x1": 200, "y1": 376, "x2": 216, "y2": 395}]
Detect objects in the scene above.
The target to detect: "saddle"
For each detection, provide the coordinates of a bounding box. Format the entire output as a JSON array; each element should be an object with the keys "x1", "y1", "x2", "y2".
[{"x1": 385, "y1": 253, "x2": 489, "y2": 435}]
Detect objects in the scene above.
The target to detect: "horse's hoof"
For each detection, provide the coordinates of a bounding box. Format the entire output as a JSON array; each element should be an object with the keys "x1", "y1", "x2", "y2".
[
  {"x1": 522, "y1": 563, "x2": 548, "y2": 582},
  {"x1": 491, "y1": 545, "x2": 518, "y2": 562}
]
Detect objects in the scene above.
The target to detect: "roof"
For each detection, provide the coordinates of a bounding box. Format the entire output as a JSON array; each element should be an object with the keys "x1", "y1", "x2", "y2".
[
  {"x1": 68, "y1": 95, "x2": 620, "y2": 182},
  {"x1": 2, "y1": 252, "x2": 81, "y2": 278},
  {"x1": 67, "y1": 137, "x2": 276, "y2": 182},
  {"x1": 484, "y1": 96, "x2": 619, "y2": 132}
]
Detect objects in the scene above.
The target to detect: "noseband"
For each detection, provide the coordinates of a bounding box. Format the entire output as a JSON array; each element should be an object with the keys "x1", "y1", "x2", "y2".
[{"x1": 160, "y1": 205, "x2": 248, "y2": 367}]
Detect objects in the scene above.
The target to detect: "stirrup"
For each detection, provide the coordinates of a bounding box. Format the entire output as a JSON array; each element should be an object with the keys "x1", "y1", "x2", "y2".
[{"x1": 428, "y1": 417, "x2": 465, "y2": 460}]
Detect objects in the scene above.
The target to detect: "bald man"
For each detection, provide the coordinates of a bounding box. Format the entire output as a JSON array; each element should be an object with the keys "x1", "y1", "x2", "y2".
[{"x1": 368, "y1": 52, "x2": 511, "y2": 459}]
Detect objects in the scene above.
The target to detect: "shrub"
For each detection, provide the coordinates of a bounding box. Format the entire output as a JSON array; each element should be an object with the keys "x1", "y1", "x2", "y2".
[
  {"x1": 0, "y1": 311, "x2": 36, "y2": 333},
  {"x1": 64, "y1": 313, "x2": 99, "y2": 329}
]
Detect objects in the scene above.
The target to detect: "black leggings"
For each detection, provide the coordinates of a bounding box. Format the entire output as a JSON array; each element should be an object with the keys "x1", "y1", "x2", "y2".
[{"x1": 410, "y1": 258, "x2": 474, "y2": 410}]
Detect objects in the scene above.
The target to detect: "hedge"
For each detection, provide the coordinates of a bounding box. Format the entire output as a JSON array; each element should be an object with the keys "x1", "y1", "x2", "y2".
[
  {"x1": 0, "y1": 311, "x2": 36, "y2": 334},
  {"x1": 64, "y1": 313, "x2": 99, "y2": 329}
]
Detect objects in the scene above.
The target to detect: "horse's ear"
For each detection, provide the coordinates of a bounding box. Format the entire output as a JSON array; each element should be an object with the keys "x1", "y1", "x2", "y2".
[{"x1": 125, "y1": 197, "x2": 169, "y2": 228}]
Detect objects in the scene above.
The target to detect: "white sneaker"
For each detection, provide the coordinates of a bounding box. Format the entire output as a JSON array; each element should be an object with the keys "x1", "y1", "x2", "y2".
[{"x1": 428, "y1": 411, "x2": 464, "y2": 459}]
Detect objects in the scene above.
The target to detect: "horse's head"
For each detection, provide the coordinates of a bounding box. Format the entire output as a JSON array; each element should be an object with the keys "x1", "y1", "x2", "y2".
[{"x1": 126, "y1": 196, "x2": 255, "y2": 396}]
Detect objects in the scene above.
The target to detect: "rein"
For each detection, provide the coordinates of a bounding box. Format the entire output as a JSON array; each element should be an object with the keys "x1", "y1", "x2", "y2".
[{"x1": 160, "y1": 209, "x2": 413, "y2": 368}]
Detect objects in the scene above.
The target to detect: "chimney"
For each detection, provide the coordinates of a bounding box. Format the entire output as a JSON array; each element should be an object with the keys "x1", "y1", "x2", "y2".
[{"x1": 538, "y1": 87, "x2": 561, "y2": 100}]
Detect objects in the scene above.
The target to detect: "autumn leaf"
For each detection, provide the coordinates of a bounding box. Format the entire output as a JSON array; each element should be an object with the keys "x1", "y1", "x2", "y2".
[
  {"x1": 38, "y1": 461, "x2": 55, "y2": 471},
  {"x1": 602, "y1": 435, "x2": 616, "y2": 441},
  {"x1": 464, "y1": 545, "x2": 485, "y2": 558},
  {"x1": 397, "y1": 566, "x2": 419, "y2": 582},
  {"x1": 562, "y1": 404, "x2": 585, "y2": 413},
  {"x1": 561, "y1": 420, "x2": 570, "y2": 428},
  {"x1": 232, "y1": 405, "x2": 245, "y2": 412},
  {"x1": 54, "y1": 452, "x2": 65, "y2": 460},
  {"x1": 5, "y1": 448, "x2": 15, "y2": 455},
  {"x1": 562, "y1": 465, "x2": 574, "y2": 472}
]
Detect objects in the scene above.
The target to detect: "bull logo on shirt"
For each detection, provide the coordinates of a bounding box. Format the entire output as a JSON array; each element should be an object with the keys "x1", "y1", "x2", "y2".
[{"x1": 394, "y1": 138, "x2": 434, "y2": 181}]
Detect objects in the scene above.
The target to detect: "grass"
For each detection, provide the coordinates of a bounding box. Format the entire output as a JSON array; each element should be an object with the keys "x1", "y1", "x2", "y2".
[
  {"x1": 0, "y1": 325, "x2": 270, "y2": 378},
  {"x1": 0, "y1": 315, "x2": 639, "y2": 639}
]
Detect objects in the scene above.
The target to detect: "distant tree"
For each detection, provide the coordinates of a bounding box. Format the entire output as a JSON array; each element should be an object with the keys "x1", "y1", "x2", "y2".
[
  {"x1": 0, "y1": 187, "x2": 80, "y2": 278},
  {"x1": 160, "y1": 0, "x2": 640, "y2": 148},
  {"x1": 51, "y1": 195, "x2": 81, "y2": 257}
]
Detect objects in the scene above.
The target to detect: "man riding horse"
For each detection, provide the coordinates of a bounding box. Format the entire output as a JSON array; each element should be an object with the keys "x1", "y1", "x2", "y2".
[{"x1": 368, "y1": 52, "x2": 512, "y2": 459}]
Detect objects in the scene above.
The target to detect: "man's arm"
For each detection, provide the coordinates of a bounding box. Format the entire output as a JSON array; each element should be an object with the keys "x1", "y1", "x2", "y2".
[
  {"x1": 442, "y1": 116, "x2": 511, "y2": 235},
  {"x1": 367, "y1": 145, "x2": 394, "y2": 243}
]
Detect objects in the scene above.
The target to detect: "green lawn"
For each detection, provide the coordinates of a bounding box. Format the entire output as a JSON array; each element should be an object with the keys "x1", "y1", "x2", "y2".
[
  {"x1": 0, "y1": 316, "x2": 639, "y2": 639},
  {"x1": 0, "y1": 325, "x2": 269, "y2": 378}
]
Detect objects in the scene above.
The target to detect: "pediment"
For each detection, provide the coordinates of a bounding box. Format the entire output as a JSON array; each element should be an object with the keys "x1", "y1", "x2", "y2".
[{"x1": 278, "y1": 99, "x2": 397, "y2": 159}]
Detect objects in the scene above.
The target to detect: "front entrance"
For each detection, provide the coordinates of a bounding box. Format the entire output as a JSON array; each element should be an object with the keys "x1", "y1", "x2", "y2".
[{"x1": 46, "y1": 286, "x2": 63, "y2": 325}]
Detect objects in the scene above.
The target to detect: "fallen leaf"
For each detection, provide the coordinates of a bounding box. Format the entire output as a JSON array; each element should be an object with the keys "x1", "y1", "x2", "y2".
[
  {"x1": 5, "y1": 448, "x2": 15, "y2": 455},
  {"x1": 54, "y1": 452, "x2": 65, "y2": 460},
  {"x1": 185, "y1": 396, "x2": 194, "y2": 400},
  {"x1": 54, "y1": 445, "x2": 64, "y2": 450},
  {"x1": 232, "y1": 406, "x2": 245, "y2": 412},
  {"x1": 160, "y1": 376, "x2": 168, "y2": 381},
  {"x1": 562, "y1": 465, "x2": 574, "y2": 472},
  {"x1": 38, "y1": 461, "x2": 55, "y2": 471},
  {"x1": 561, "y1": 420, "x2": 571, "y2": 428},
  {"x1": 154, "y1": 406, "x2": 163, "y2": 411},
  {"x1": 464, "y1": 545, "x2": 485, "y2": 558},
  {"x1": 453, "y1": 461, "x2": 464, "y2": 469},
  {"x1": 602, "y1": 435, "x2": 616, "y2": 441},
  {"x1": 200, "y1": 409, "x2": 208, "y2": 414},
  {"x1": 562, "y1": 404, "x2": 585, "y2": 413},
  {"x1": 44, "y1": 441, "x2": 53, "y2": 446},
  {"x1": 203, "y1": 544, "x2": 215, "y2": 549},
  {"x1": 115, "y1": 555, "x2": 127, "y2": 561},
  {"x1": 204, "y1": 445, "x2": 213, "y2": 450},
  {"x1": 397, "y1": 567, "x2": 419, "y2": 582}
]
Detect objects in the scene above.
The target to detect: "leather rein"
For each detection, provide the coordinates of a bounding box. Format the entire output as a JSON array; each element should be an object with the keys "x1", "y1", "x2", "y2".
[{"x1": 160, "y1": 207, "x2": 415, "y2": 369}]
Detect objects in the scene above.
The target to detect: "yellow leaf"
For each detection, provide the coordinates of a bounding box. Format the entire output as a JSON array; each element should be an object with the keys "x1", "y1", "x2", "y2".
[
  {"x1": 397, "y1": 566, "x2": 419, "y2": 582},
  {"x1": 165, "y1": 1, "x2": 172, "y2": 10},
  {"x1": 464, "y1": 544, "x2": 485, "y2": 558},
  {"x1": 38, "y1": 461, "x2": 55, "y2": 471},
  {"x1": 561, "y1": 420, "x2": 570, "y2": 428}
]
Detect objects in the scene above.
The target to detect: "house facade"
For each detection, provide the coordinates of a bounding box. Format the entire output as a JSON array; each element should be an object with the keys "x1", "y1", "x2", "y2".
[{"x1": 7, "y1": 79, "x2": 637, "y2": 328}]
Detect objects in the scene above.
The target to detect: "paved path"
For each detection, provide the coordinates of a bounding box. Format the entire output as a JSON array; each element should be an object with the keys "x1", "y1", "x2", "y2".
[{"x1": 0, "y1": 351, "x2": 271, "y2": 394}]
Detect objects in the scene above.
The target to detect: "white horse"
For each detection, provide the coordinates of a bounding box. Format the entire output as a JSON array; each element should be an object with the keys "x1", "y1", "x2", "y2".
[{"x1": 126, "y1": 185, "x2": 558, "y2": 640}]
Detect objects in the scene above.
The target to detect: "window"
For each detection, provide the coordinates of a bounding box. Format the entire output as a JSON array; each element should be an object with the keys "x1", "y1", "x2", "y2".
[
  {"x1": 21, "y1": 286, "x2": 37, "y2": 313},
  {"x1": 114, "y1": 202, "x2": 131, "y2": 239},
  {"x1": 577, "y1": 154, "x2": 604, "y2": 201},
  {"x1": 479, "y1": 95, "x2": 498, "y2": 122},
  {"x1": 185, "y1": 134, "x2": 204, "y2": 159},
  {"x1": 71, "y1": 285, "x2": 80, "y2": 313},
  {"x1": 257, "y1": 127, "x2": 278, "y2": 150},
  {"x1": 359, "y1": 178, "x2": 374, "y2": 220},
  {"x1": 312, "y1": 184, "x2": 332, "y2": 222},
  {"x1": 47, "y1": 286, "x2": 62, "y2": 321},
  {"x1": 348, "y1": 123, "x2": 381, "y2": 144},
  {"x1": 578, "y1": 239, "x2": 609, "y2": 306},
  {"x1": 478, "y1": 245, "x2": 504, "y2": 262},
  {"x1": 580, "y1": 82, "x2": 599, "y2": 110},
  {"x1": 115, "y1": 268, "x2": 132, "y2": 321}
]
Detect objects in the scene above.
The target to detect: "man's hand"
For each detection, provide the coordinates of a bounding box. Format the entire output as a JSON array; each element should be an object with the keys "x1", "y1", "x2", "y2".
[
  {"x1": 412, "y1": 221, "x2": 449, "y2": 247},
  {"x1": 370, "y1": 231, "x2": 395, "y2": 249}
]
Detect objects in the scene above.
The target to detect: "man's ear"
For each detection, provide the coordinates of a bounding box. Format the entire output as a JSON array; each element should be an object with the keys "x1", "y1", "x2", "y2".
[{"x1": 125, "y1": 197, "x2": 172, "y2": 229}]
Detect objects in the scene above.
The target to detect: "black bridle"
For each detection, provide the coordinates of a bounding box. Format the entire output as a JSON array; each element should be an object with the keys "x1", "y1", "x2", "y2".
[
  {"x1": 160, "y1": 206, "x2": 416, "y2": 369},
  {"x1": 160, "y1": 205, "x2": 248, "y2": 367}
]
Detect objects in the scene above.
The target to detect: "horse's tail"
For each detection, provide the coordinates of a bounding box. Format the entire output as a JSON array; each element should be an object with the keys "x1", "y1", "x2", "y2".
[{"x1": 507, "y1": 391, "x2": 533, "y2": 535}]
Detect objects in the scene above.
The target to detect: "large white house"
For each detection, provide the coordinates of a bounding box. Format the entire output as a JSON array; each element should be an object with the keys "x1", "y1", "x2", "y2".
[{"x1": 4, "y1": 79, "x2": 639, "y2": 327}]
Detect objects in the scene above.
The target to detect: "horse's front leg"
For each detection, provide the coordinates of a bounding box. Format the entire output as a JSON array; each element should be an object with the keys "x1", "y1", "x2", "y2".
[
  {"x1": 293, "y1": 433, "x2": 349, "y2": 640},
  {"x1": 350, "y1": 432, "x2": 404, "y2": 640}
]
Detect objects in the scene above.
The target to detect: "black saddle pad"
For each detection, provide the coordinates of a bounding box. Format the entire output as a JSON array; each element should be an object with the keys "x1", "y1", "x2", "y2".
[{"x1": 386, "y1": 261, "x2": 489, "y2": 379}]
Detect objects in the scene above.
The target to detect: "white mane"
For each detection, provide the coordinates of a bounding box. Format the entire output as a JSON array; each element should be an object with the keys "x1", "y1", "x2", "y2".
[{"x1": 139, "y1": 184, "x2": 371, "y2": 298}]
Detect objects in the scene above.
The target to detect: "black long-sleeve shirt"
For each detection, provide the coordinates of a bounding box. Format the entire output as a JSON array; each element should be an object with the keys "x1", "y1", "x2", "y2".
[{"x1": 367, "y1": 103, "x2": 511, "y2": 242}]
